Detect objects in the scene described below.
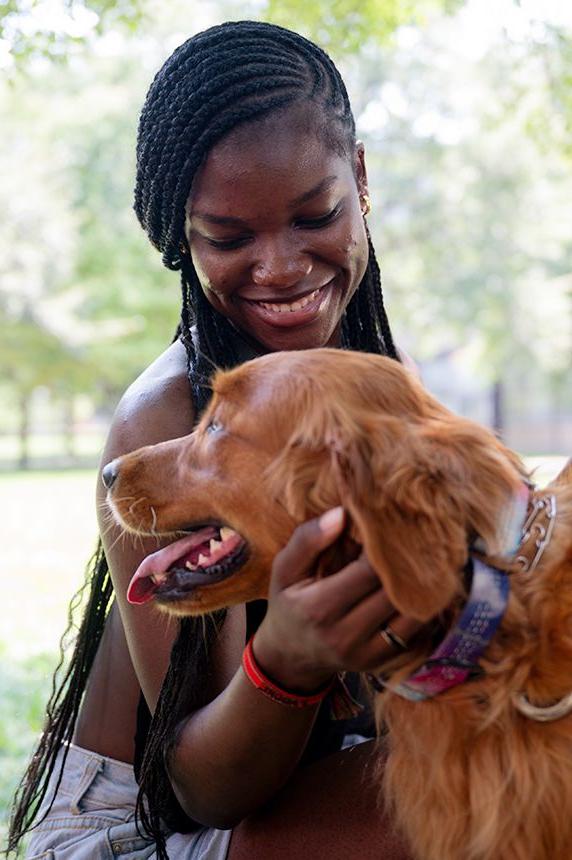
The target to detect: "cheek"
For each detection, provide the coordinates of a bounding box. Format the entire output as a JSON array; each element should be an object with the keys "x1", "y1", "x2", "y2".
[
  {"x1": 338, "y1": 220, "x2": 369, "y2": 281},
  {"x1": 329, "y1": 208, "x2": 368, "y2": 268},
  {"x1": 191, "y1": 249, "x2": 237, "y2": 300}
]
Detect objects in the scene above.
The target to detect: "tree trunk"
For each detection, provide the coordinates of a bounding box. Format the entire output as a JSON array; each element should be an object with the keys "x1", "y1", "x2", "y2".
[
  {"x1": 492, "y1": 379, "x2": 505, "y2": 438},
  {"x1": 18, "y1": 391, "x2": 30, "y2": 470},
  {"x1": 63, "y1": 396, "x2": 75, "y2": 461}
]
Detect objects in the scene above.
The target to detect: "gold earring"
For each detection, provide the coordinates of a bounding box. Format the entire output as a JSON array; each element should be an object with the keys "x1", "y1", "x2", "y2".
[{"x1": 360, "y1": 193, "x2": 372, "y2": 216}]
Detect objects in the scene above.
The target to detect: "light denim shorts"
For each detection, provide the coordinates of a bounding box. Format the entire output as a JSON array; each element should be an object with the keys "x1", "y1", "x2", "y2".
[{"x1": 25, "y1": 743, "x2": 232, "y2": 860}]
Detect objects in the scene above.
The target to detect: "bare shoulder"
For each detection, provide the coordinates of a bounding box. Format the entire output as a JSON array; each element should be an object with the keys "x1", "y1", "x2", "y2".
[{"x1": 105, "y1": 339, "x2": 194, "y2": 460}]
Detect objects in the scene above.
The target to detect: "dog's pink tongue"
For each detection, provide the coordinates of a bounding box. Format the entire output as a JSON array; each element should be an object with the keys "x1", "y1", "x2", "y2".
[{"x1": 127, "y1": 527, "x2": 217, "y2": 605}]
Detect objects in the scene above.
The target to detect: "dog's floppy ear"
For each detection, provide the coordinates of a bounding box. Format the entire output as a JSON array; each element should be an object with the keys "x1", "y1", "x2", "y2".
[
  {"x1": 268, "y1": 401, "x2": 525, "y2": 622},
  {"x1": 330, "y1": 416, "x2": 526, "y2": 621}
]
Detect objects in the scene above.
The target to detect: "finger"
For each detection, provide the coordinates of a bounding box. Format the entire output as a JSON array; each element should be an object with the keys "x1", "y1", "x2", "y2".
[
  {"x1": 271, "y1": 507, "x2": 346, "y2": 591},
  {"x1": 335, "y1": 587, "x2": 397, "y2": 642},
  {"x1": 300, "y1": 555, "x2": 385, "y2": 620},
  {"x1": 368, "y1": 615, "x2": 425, "y2": 666}
]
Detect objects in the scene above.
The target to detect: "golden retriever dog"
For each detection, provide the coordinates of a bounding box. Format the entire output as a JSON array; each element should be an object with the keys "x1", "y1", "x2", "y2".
[{"x1": 105, "y1": 349, "x2": 572, "y2": 860}]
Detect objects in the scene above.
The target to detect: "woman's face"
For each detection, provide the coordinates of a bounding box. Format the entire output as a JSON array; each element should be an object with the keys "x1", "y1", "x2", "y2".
[{"x1": 184, "y1": 115, "x2": 370, "y2": 352}]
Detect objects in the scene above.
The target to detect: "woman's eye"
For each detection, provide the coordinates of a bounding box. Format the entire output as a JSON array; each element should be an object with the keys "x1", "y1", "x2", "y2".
[
  {"x1": 207, "y1": 419, "x2": 223, "y2": 435},
  {"x1": 205, "y1": 236, "x2": 251, "y2": 251},
  {"x1": 296, "y1": 204, "x2": 342, "y2": 229}
]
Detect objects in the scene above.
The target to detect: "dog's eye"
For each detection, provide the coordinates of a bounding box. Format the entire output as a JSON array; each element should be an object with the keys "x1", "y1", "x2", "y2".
[{"x1": 207, "y1": 419, "x2": 223, "y2": 435}]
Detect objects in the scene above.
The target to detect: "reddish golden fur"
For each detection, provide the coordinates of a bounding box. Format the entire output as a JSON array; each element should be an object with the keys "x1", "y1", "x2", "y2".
[{"x1": 109, "y1": 349, "x2": 572, "y2": 860}]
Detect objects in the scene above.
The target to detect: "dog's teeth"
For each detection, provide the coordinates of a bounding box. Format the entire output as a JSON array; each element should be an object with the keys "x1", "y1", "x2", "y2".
[
  {"x1": 198, "y1": 553, "x2": 209, "y2": 566},
  {"x1": 220, "y1": 527, "x2": 236, "y2": 541},
  {"x1": 150, "y1": 572, "x2": 167, "y2": 584},
  {"x1": 185, "y1": 561, "x2": 197, "y2": 570},
  {"x1": 209, "y1": 539, "x2": 222, "y2": 552}
]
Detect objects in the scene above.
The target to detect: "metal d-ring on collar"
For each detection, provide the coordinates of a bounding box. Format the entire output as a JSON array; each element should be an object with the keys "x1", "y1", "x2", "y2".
[{"x1": 512, "y1": 690, "x2": 572, "y2": 722}]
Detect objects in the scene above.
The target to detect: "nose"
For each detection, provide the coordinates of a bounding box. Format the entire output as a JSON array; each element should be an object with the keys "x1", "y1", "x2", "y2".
[
  {"x1": 251, "y1": 237, "x2": 312, "y2": 289},
  {"x1": 101, "y1": 460, "x2": 119, "y2": 490}
]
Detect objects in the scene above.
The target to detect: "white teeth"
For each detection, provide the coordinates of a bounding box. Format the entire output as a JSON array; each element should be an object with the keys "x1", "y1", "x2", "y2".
[
  {"x1": 220, "y1": 526, "x2": 237, "y2": 541},
  {"x1": 209, "y1": 539, "x2": 222, "y2": 552},
  {"x1": 258, "y1": 287, "x2": 320, "y2": 314},
  {"x1": 185, "y1": 561, "x2": 198, "y2": 570},
  {"x1": 197, "y1": 553, "x2": 209, "y2": 566},
  {"x1": 150, "y1": 572, "x2": 168, "y2": 584}
]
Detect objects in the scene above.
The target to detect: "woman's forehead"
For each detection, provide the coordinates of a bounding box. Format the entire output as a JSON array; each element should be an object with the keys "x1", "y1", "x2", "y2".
[{"x1": 187, "y1": 121, "x2": 356, "y2": 214}]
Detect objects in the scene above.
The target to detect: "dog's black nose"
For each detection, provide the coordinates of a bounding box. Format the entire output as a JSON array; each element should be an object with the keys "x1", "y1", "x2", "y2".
[{"x1": 101, "y1": 461, "x2": 118, "y2": 490}]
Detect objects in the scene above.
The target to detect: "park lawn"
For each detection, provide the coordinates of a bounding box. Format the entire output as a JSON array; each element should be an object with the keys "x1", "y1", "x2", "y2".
[
  {"x1": 0, "y1": 456, "x2": 568, "y2": 843},
  {"x1": 0, "y1": 470, "x2": 97, "y2": 846}
]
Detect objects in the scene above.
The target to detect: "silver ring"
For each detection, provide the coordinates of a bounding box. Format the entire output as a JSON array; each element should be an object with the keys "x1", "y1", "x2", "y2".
[{"x1": 379, "y1": 624, "x2": 408, "y2": 652}]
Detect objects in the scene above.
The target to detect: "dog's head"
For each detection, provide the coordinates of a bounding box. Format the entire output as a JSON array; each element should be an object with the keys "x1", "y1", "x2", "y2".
[{"x1": 107, "y1": 349, "x2": 527, "y2": 619}]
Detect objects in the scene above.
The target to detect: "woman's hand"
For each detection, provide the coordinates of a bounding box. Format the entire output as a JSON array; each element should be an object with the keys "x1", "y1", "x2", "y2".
[{"x1": 253, "y1": 507, "x2": 422, "y2": 692}]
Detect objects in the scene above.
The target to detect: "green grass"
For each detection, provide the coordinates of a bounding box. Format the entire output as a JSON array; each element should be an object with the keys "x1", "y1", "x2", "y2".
[
  {"x1": 0, "y1": 432, "x2": 106, "y2": 464},
  {"x1": 0, "y1": 457, "x2": 568, "y2": 846},
  {"x1": 0, "y1": 469, "x2": 97, "y2": 848}
]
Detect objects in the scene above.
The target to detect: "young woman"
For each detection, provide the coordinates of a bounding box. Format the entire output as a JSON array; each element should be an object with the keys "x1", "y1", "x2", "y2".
[{"x1": 10, "y1": 21, "x2": 418, "y2": 859}]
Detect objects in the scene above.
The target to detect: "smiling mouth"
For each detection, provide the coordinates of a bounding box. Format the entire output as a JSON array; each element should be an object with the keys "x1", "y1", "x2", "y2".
[
  {"x1": 253, "y1": 286, "x2": 323, "y2": 314},
  {"x1": 127, "y1": 524, "x2": 249, "y2": 605},
  {"x1": 244, "y1": 280, "x2": 334, "y2": 317}
]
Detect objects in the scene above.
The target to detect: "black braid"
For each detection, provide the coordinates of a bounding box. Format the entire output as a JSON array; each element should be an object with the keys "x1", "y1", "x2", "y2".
[
  {"x1": 7, "y1": 544, "x2": 113, "y2": 855},
  {"x1": 8, "y1": 20, "x2": 398, "y2": 859}
]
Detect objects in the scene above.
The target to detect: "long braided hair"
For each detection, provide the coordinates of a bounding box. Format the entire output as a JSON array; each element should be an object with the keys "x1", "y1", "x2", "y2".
[{"x1": 8, "y1": 20, "x2": 398, "y2": 857}]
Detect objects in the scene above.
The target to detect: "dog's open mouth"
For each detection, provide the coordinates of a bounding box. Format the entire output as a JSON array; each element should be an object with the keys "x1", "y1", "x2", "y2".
[{"x1": 127, "y1": 525, "x2": 248, "y2": 605}]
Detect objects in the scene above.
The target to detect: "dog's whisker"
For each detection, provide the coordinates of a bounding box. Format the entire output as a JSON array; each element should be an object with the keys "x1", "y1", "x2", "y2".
[
  {"x1": 106, "y1": 529, "x2": 126, "y2": 554},
  {"x1": 127, "y1": 497, "x2": 147, "y2": 519},
  {"x1": 150, "y1": 506, "x2": 158, "y2": 537}
]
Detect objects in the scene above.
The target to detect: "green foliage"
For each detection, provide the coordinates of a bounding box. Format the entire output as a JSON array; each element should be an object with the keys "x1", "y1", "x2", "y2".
[
  {"x1": 261, "y1": 0, "x2": 464, "y2": 54},
  {"x1": 344, "y1": 15, "x2": 572, "y2": 391},
  {"x1": 0, "y1": 1, "x2": 570, "y2": 440},
  {"x1": 1, "y1": 0, "x2": 149, "y2": 64}
]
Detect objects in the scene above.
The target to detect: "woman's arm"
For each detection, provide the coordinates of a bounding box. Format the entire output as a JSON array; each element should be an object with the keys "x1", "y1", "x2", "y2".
[{"x1": 167, "y1": 513, "x2": 409, "y2": 828}]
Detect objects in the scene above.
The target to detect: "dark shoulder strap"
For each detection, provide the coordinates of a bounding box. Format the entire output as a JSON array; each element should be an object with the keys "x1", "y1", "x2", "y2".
[{"x1": 245, "y1": 600, "x2": 268, "y2": 639}]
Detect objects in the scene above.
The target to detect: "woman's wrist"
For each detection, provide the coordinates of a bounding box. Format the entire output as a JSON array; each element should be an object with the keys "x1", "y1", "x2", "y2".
[
  {"x1": 251, "y1": 630, "x2": 335, "y2": 695},
  {"x1": 243, "y1": 637, "x2": 335, "y2": 707}
]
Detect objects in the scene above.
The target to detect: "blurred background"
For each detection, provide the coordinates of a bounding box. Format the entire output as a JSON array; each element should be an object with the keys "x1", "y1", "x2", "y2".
[{"x1": 1, "y1": 0, "x2": 570, "y2": 843}]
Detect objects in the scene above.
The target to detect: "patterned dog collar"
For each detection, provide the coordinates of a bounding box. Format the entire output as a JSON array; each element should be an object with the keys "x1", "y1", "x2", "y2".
[
  {"x1": 375, "y1": 557, "x2": 510, "y2": 701},
  {"x1": 370, "y1": 483, "x2": 564, "y2": 703}
]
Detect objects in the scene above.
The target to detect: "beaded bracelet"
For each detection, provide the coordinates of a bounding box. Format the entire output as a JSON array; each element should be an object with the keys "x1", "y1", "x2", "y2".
[{"x1": 242, "y1": 637, "x2": 335, "y2": 708}]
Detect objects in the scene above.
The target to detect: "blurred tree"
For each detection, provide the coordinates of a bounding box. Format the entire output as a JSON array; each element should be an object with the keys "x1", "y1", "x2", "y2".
[
  {"x1": 1, "y1": 0, "x2": 466, "y2": 65},
  {"x1": 260, "y1": 0, "x2": 464, "y2": 53},
  {"x1": 1, "y1": 0, "x2": 570, "y2": 459},
  {"x1": 357, "y1": 20, "x2": 572, "y2": 432},
  {"x1": 0, "y1": 308, "x2": 93, "y2": 467},
  {"x1": 0, "y1": 53, "x2": 177, "y2": 463}
]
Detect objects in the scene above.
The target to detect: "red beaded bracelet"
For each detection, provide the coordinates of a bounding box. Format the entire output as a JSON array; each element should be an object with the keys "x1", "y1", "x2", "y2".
[{"x1": 242, "y1": 637, "x2": 335, "y2": 708}]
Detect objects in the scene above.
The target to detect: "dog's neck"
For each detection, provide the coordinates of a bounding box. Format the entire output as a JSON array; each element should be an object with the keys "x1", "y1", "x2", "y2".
[{"x1": 376, "y1": 486, "x2": 562, "y2": 708}]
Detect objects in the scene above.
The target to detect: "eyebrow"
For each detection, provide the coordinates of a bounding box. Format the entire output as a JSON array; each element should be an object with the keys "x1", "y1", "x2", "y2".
[
  {"x1": 289, "y1": 174, "x2": 338, "y2": 206},
  {"x1": 191, "y1": 175, "x2": 339, "y2": 227}
]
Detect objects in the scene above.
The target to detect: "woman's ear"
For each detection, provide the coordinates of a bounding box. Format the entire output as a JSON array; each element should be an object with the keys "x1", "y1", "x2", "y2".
[{"x1": 355, "y1": 140, "x2": 368, "y2": 197}]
